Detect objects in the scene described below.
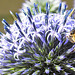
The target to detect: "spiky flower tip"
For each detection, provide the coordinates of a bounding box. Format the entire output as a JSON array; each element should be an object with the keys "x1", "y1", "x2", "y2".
[
  {"x1": 0, "y1": 3, "x2": 75, "y2": 75},
  {"x1": 19, "y1": 0, "x2": 66, "y2": 18},
  {"x1": 22, "y1": 0, "x2": 61, "y2": 12}
]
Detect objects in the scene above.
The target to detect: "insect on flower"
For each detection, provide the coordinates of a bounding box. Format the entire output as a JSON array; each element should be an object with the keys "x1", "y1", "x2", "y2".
[{"x1": 67, "y1": 29, "x2": 75, "y2": 43}]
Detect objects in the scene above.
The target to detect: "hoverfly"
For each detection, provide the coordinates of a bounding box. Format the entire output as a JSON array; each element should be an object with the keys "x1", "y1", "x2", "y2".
[{"x1": 67, "y1": 29, "x2": 75, "y2": 43}]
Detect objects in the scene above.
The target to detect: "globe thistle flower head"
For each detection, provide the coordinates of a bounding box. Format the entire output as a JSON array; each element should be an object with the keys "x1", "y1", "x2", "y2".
[
  {"x1": 21, "y1": 0, "x2": 61, "y2": 12},
  {"x1": 19, "y1": 0, "x2": 66, "y2": 18},
  {"x1": 0, "y1": 2, "x2": 75, "y2": 75}
]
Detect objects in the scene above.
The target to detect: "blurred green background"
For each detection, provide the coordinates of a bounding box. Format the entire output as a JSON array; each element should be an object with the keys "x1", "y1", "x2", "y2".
[
  {"x1": 0, "y1": 0, "x2": 24, "y2": 33},
  {"x1": 0, "y1": 0, "x2": 74, "y2": 33}
]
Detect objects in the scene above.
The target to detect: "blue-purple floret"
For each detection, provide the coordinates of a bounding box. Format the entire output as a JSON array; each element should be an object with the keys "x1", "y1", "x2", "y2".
[{"x1": 0, "y1": 3, "x2": 75, "y2": 75}]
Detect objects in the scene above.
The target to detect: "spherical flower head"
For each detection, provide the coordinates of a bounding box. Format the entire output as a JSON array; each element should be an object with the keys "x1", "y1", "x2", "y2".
[
  {"x1": 0, "y1": 3, "x2": 75, "y2": 75},
  {"x1": 22, "y1": 0, "x2": 61, "y2": 12}
]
